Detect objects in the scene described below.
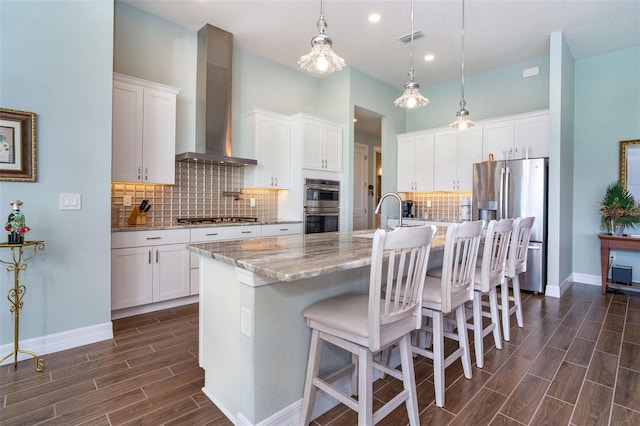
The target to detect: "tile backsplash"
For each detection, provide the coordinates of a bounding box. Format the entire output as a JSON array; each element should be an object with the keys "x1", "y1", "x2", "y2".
[
  {"x1": 111, "y1": 162, "x2": 279, "y2": 227},
  {"x1": 399, "y1": 191, "x2": 473, "y2": 221}
]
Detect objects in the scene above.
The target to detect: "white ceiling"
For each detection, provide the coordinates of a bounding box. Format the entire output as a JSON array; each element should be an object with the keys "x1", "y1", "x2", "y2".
[{"x1": 120, "y1": 0, "x2": 640, "y2": 137}]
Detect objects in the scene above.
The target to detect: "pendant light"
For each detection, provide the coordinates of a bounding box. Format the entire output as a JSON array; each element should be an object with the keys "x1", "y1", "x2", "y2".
[
  {"x1": 394, "y1": 0, "x2": 429, "y2": 109},
  {"x1": 298, "y1": 0, "x2": 345, "y2": 74},
  {"x1": 449, "y1": 0, "x2": 475, "y2": 129}
]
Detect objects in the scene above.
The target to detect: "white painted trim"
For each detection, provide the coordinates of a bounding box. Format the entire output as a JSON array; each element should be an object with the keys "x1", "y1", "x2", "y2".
[
  {"x1": 571, "y1": 273, "x2": 601, "y2": 287},
  {"x1": 236, "y1": 267, "x2": 278, "y2": 287},
  {"x1": 0, "y1": 322, "x2": 113, "y2": 366},
  {"x1": 111, "y1": 295, "x2": 199, "y2": 320}
]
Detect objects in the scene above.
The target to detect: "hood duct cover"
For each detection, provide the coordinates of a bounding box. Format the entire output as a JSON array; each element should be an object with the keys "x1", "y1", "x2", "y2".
[{"x1": 176, "y1": 24, "x2": 256, "y2": 166}]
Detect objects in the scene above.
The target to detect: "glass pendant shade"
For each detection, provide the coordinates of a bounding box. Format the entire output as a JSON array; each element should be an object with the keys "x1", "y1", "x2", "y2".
[
  {"x1": 298, "y1": 3, "x2": 345, "y2": 74},
  {"x1": 449, "y1": 99, "x2": 475, "y2": 129},
  {"x1": 395, "y1": 0, "x2": 428, "y2": 109},
  {"x1": 450, "y1": 0, "x2": 474, "y2": 129},
  {"x1": 394, "y1": 72, "x2": 429, "y2": 109}
]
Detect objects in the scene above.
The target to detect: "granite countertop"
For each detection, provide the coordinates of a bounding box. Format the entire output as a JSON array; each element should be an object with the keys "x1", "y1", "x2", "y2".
[
  {"x1": 112, "y1": 219, "x2": 302, "y2": 232},
  {"x1": 188, "y1": 228, "x2": 446, "y2": 283}
]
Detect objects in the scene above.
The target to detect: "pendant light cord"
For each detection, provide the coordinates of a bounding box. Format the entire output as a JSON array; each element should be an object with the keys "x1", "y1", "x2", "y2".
[
  {"x1": 460, "y1": 0, "x2": 466, "y2": 103},
  {"x1": 410, "y1": 0, "x2": 415, "y2": 76}
]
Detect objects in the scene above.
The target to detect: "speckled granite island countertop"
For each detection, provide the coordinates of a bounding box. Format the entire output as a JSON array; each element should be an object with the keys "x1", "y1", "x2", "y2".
[{"x1": 187, "y1": 228, "x2": 446, "y2": 283}]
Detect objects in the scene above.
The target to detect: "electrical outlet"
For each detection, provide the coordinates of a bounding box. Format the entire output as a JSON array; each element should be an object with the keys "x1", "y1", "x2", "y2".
[
  {"x1": 250, "y1": 198, "x2": 256, "y2": 207},
  {"x1": 610, "y1": 251, "x2": 616, "y2": 264},
  {"x1": 123, "y1": 195, "x2": 133, "y2": 207}
]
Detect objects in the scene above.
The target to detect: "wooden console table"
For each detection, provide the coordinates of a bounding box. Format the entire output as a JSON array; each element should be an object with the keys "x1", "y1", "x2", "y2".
[
  {"x1": 0, "y1": 241, "x2": 45, "y2": 371},
  {"x1": 598, "y1": 233, "x2": 640, "y2": 294}
]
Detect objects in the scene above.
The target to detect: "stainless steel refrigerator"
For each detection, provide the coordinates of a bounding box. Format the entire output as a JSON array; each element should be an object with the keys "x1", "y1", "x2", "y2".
[{"x1": 472, "y1": 158, "x2": 548, "y2": 293}]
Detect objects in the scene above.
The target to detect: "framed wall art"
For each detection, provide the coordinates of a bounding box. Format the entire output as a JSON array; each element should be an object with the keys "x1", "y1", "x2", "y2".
[{"x1": 0, "y1": 108, "x2": 37, "y2": 182}]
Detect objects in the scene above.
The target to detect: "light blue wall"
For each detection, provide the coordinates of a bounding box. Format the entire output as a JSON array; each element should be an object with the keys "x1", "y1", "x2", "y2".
[
  {"x1": 0, "y1": 1, "x2": 113, "y2": 345},
  {"x1": 547, "y1": 32, "x2": 576, "y2": 295},
  {"x1": 114, "y1": 3, "x2": 197, "y2": 155},
  {"x1": 406, "y1": 56, "x2": 550, "y2": 131},
  {"x1": 573, "y1": 45, "x2": 640, "y2": 280}
]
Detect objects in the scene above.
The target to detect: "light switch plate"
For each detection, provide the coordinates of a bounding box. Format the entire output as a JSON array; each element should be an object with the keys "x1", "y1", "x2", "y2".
[{"x1": 60, "y1": 194, "x2": 82, "y2": 210}]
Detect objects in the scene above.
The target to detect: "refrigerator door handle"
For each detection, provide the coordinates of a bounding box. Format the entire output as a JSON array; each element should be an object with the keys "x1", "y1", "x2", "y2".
[
  {"x1": 528, "y1": 244, "x2": 541, "y2": 250},
  {"x1": 504, "y1": 166, "x2": 511, "y2": 218},
  {"x1": 499, "y1": 167, "x2": 505, "y2": 219}
]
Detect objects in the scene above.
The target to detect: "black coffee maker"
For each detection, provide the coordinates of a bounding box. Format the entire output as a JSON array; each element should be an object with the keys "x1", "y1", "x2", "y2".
[{"x1": 401, "y1": 200, "x2": 414, "y2": 218}]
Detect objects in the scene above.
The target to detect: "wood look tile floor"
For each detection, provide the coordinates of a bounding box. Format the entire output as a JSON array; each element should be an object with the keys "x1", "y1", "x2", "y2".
[{"x1": 1, "y1": 283, "x2": 640, "y2": 425}]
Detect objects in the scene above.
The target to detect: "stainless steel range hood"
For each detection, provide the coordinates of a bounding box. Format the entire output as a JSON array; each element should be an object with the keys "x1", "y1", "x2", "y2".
[{"x1": 176, "y1": 24, "x2": 256, "y2": 167}]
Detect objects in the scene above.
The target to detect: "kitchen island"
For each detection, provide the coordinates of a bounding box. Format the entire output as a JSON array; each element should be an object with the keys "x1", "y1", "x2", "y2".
[{"x1": 187, "y1": 229, "x2": 445, "y2": 426}]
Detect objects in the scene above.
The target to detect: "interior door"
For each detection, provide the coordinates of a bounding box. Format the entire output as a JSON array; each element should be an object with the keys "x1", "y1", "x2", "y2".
[{"x1": 353, "y1": 143, "x2": 368, "y2": 230}]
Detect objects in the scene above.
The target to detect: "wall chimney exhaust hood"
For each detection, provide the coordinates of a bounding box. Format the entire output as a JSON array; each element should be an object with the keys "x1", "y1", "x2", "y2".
[{"x1": 176, "y1": 24, "x2": 257, "y2": 167}]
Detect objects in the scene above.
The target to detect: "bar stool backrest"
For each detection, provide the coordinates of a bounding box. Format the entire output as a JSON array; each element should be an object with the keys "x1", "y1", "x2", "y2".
[
  {"x1": 440, "y1": 220, "x2": 484, "y2": 313},
  {"x1": 506, "y1": 216, "x2": 535, "y2": 278}
]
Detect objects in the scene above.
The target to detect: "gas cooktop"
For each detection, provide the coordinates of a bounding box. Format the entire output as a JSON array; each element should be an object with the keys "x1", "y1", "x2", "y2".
[{"x1": 176, "y1": 217, "x2": 259, "y2": 225}]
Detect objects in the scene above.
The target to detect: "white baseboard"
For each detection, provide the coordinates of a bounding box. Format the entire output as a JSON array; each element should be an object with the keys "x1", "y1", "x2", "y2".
[
  {"x1": 111, "y1": 295, "x2": 199, "y2": 320},
  {"x1": 571, "y1": 273, "x2": 601, "y2": 287},
  {"x1": 0, "y1": 321, "x2": 113, "y2": 366}
]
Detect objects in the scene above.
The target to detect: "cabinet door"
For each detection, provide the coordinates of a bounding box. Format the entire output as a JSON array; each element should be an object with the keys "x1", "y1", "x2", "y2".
[
  {"x1": 483, "y1": 120, "x2": 515, "y2": 160},
  {"x1": 111, "y1": 247, "x2": 152, "y2": 310},
  {"x1": 323, "y1": 124, "x2": 343, "y2": 172},
  {"x1": 153, "y1": 243, "x2": 190, "y2": 302},
  {"x1": 457, "y1": 127, "x2": 483, "y2": 190},
  {"x1": 302, "y1": 120, "x2": 324, "y2": 170},
  {"x1": 515, "y1": 112, "x2": 549, "y2": 158},
  {"x1": 434, "y1": 130, "x2": 458, "y2": 190},
  {"x1": 397, "y1": 136, "x2": 416, "y2": 191},
  {"x1": 272, "y1": 117, "x2": 291, "y2": 188},
  {"x1": 414, "y1": 133, "x2": 434, "y2": 191},
  {"x1": 142, "y1": 88, "x2": 177, "y2": 184},
  {"x1": 112, "y1": 81, "x2": 144, "y2": 182},
  {"x1": 262, "y1": 223, "x2": 302, "y2": 236},
  {"x1": 248, "y1": 114, "x2": 277, "y2": 188}
]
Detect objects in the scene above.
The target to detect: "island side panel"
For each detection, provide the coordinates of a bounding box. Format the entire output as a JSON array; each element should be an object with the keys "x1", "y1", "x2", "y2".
[
  {"x1": 244, "y1": 267, "x2": 370, "y2": 424},
  {"x1": 200, "y1": 257, "x2": 242, "y2": 422}
]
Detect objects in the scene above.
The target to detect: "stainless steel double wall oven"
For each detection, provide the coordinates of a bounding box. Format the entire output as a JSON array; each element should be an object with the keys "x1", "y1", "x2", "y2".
[{"x1": 304, "y1": 178, "x2": 339, "y2": 234}]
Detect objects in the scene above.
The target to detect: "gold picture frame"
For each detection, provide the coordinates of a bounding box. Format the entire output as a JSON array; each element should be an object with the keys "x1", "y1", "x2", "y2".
[
  {"x1": 0, "y1": 108, "x2": 37, "y2": 182},
  {"x1": 619, "y1": 139, "x2": 640, "y2": 200}
]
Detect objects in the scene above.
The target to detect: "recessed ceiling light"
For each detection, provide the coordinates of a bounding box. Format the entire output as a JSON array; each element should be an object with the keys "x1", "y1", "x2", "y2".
[
  {"x1": 424, "y1": 54, "x2": 435, "y2": 62},
  {"x1": 368, "y1": 14, "x2": 381, "y2": 23}
]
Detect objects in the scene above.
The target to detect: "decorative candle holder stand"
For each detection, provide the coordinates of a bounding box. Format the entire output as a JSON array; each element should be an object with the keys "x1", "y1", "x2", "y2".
[{"x1": 0, "y1": 241, "x2": 45, "y2": 371}]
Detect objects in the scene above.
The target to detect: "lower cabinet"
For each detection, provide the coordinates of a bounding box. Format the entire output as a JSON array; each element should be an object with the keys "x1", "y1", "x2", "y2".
[
  {"x1": 111, "y1": 229, "x2": 190, "y2": 311},
  {"x1": 112, "y1": 224, "x2": 303, "y2": 311}
]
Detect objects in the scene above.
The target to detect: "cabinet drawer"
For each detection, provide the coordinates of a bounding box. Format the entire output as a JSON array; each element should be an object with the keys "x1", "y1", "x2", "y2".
[
  {"x1": 262, "y1": 223, "x2": 302, "y2": 236},
  {"x1": 112, "y1": 229, "x2": 190, "y2": 249},
  {"x1": 190, "y1": 225, "x2": 261, "y2": 242}
]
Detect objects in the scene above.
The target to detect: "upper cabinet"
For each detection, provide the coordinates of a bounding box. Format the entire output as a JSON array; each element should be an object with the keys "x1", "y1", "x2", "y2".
[
  {"x1": 241, "y1": 109, "x2": 291, "y2": 189},
  {"x1": 398, "y1": 110, "x2": 548, "y2": 193},
  {"x1": 112, "y1": 73, "x2": 180, "y2": 184},
  {"x1": 397, "y1": 132, "x2": 434, "y2": 192},
  {"x1": 293, "y1": 114, "x2": 343, "y2": 173},
  {"x1": 433, "y1": 128, "x2": 483, "y2": 191},
  {"x1": 482, "y1": 110, "x2": 549, "y2": 160}
]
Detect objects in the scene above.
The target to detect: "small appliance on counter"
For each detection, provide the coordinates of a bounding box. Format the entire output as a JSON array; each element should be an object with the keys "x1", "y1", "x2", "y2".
[
  {"x1": 402, "y1": 200, "x2": 414, "y2": 218},
  {"x1": 459, "y1": 197, "x2": 471, "y2": 220}
]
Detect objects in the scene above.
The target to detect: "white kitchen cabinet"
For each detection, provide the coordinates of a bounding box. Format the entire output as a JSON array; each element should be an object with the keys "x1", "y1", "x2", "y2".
[
  {"x1": 482, "y1": 110, "x2": 549, "y2": 160},
  {"x1": 434, "y1": 127, "x2": 482, "y2": 191},
  {"x1": 241, "y1": 109, "x2": 291, "y2": 189},
  {"x1": 189, "y1": 225, "x2": 262, "y2": 295},
  {"x1": 397, "y1": 132, "x2": 434, "y2": 192},
  {"x1": 111, "y1": 229, "x2": 190, "y2": 310},
  {"x1": 112, "y1": 73, "x2": 180, "y2": 184},
  {"x1": 294, "y1": 114, "x2": 343, "y2": 172},
  {"x1": 261, "y1": 223, "x2": 303, "y2": 236}
]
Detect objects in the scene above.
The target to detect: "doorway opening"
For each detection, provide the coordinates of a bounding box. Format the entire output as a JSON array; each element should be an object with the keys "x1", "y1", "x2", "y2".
[{"x1": 353, "y1": 106, "x2": 382, "y2": 231}]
